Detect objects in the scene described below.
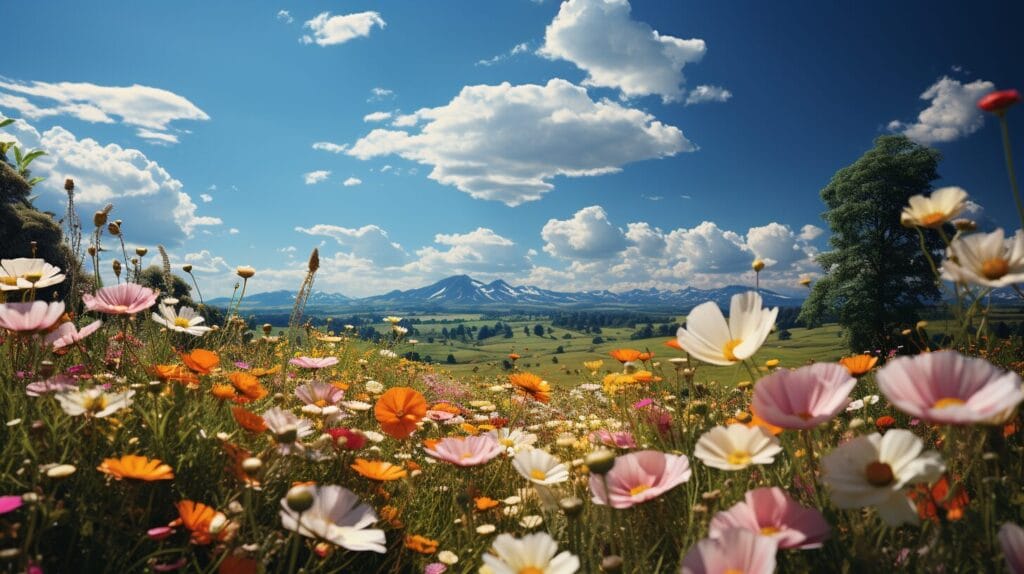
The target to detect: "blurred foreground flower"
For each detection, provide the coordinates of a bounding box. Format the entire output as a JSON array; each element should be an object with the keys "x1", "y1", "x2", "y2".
[
  {"x1": 0, "y1": 257, "x2": 65, "y2": 290},
  {"x1": 278, "y1": 485, "x2": 386, "y2": 553},
  {"x1": 940, "y1": 228, "x2": 1024, "y2": 288},
  {"x1": 83, "y1": 283, "x2": 158, "y2": 315},
  {"x1": 680, "y1": 527, "x2": 777, "y2": 574},
  {"x1": 0, "y1": 301, "x2": 65, "y2": 332},
  {"x1": 481, "y1": 532, "x2": 579, "y2": 574},
  {"x1": 900, "y1": 186, "x2": 968, "y2": 228},
  {"x1": 709, "y1": 487, "x2": 830, "y2": 549}
]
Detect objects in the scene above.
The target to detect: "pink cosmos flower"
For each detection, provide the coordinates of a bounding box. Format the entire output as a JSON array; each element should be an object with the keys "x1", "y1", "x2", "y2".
[
  {"x1": 45, "y1": 320, "x2": 103, "y2": 348},
  {"x1": 1000, "y1": 522, "x2": 1024, "y2": 574},
  {"x1": 426, "y1": 409, "x2": 457, "y2": 422},
  {"x1": 0, "y1": 301, "x2": 65, "y2": 332},
  {"x1": 680, "y1": 528, "x2": 778, "y2": 574},
  {"x1": 295, "y1": 382, "x2": 344, "y2": 406},
  {"x1": 289, "y1": 356, "x2": 339, "y2": 369},
  {"x1": 876, "y1": 350, "x2": 1024, "y2": 425},
  {"x1": 752, "y1": 363, "x2": 855, "y2": 430},
  {"x1": 590, "y1": 450, "x2": 691, "y2": 509},
  {"x1": 589, "y1": 429, "x2": 637, "y2": 449},
  {"x1": 26, "y1": 375, "x2": 78, "y2": 397},
  {"x1": 0, "y1": 495, "x2": 23, "y2": 514},
  {"x1": 424, "y1": 436, "x2": 503, "y2": 467},
  {"x1": 83, "y1": 283, "x2": 158, "y2": 315},
  {"x1": 708, "y1": 487, "x2": 830, "y2": 549}
]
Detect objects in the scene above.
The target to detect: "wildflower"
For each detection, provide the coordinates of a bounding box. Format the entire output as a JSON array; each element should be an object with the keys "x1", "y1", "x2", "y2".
[
  {"x1": 438, "y1": 550, "x2": 458, "y2": 565},
  {"x1": 383, "y1": 316, "x2": 402, "y2": 324},
  {"x1": 476, "y1": 524, "x2": 496, "y2": 535},
  {"x1": 230, "y1": 407, "x2": 267, "y2": 433},
  {"x1": 365, "y1": 380, "x2": 384, "y2": 394},
  {"x1": 152, "y1": 304, "x2": 212, "y2": 336},
  {"x1": 508, "y1": 372, "x2": 551, "y2": 403},
  {"x1": 821, "y1": 430, "x2": 945, "y2": 526},
  {"x1": 590, "y1": 450, "x2": 691, "y2": 509},
  {"x1": 173, "y1": 500, "x2": 234, "y2": 545},
  {"x1": 588, "y1": 429, "x2": 637, "y2": 449},
  {"x1": 680, "y1": 528, "x2": 777, "y2": 574},
  {"x1": 876, "y1": 351, "x2": 1024, "y2": 425},
  {"x1": 295, "y1": 382, "x2": 345, "y2": 413},
  {"x1": 375, "y1": 387, "x2": 427, "y2": 439},
  {"x1": 152, "y1": 364, "x2": 199, "y2": 386},
  {"x1": 909, "y1": 474, "x2": 969, "y2": 523},
  {"x1": 56, "y1": 388, "x2": 134, "y2": 418},
  {"x1": 874, "y1": 415, "x2": 896, "y2": 432},
  {"x1": 694, "y1": 424, "x2": 783, "y2": 471},
  {"x1": 839, "y1": 354, "x2": 878, "y2": 377},
  {"x1": 45, "y1": 320, "x2": 103, "y2": 348},
  {"x1": 609, "y1": 349, "x2": 642, "y2": 363},
  {"x1": 425, "y1": 436, "x2": 503, "y2": 467},
  {"x1": 45, "y1": 464, "x2": 77, "y2": 479},
  {"x1": 351, "y1": 458, "x2": 408, "y2": 481},
  {"x1": 751, "y1": 363, "x2": 855, "y2": 430},
  {"x1": 900, "y1": 186, "x2": 969, "y2": 228},
  {"x1": 181, "y1": 349, "x2": 219, "y2": 374},
  {"x1": 0, "y1": 301, "x2": 66, "y2": 332},
  {"x1": 941, "y1": 229, "x2": 1024, "y2": 288},
  {"x1": 845, "y1": 395, "x2": 880, "y2": 412},
  {"x1": 583, "y1": 360, "x2": 604, "y2": 373},
  {"x1": 482, "y1": 532, "x2": 580, "y2": 574},
  {"x1": 262, "y1": 407, "x2": 313, "y2": 451},
  {"x1": 709, "y1": 487, "x2": 830, "y2": 549},
  {"x1": 289, "y1": 356, "x2": 339, "y2": 369},
  {"x1": 978, "y1": 89, "x2": 1021, "y2": 113},
  {"x1": 279, "y1": 485, "x2": 385, "y2": 553},
  {"x1": 0, "y1": 258, "x2": 65, "y2": 290},
  {"x1": 83, "y1": 283, "x2": 158, "y2": 315},
  {"x1": 405, "y1": 535, "x2": 439, "y2": 554},
  {"x1": 228, "y1": 372, "x2": 267, "y2": 402},
  {"x1": 676, "y1": 291, "x2": 778, "y2": 366},
  {"x1": 475, "y1": 497, "x2": 500, "y2": 511},
  {"x1": 26, "y1": 375, "x2": 77, "y2": 397},
  {"x1": 325, "y1": 427, "x2": 367, "y2": 450},
  {"x1": 999, "y1": 522, "x2": 1024, "y2": 574},
  {"x1": 0, "y1": 496, "x2": 23, "y2": 515},
  {"x1": 512, "y1": 449, "x2": 570, "y2": 486},
  {"x1": 235, "y1": 266, "x2": 256, "y2": 279},
  {"x1": 97, "y1": 455, "x2": 174, "y2": 481}
]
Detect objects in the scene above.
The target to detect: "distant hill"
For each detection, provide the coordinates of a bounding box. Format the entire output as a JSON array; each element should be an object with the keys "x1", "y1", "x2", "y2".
[{"x1": 209, "y1": 274, "x2": 802, "y2": 313}]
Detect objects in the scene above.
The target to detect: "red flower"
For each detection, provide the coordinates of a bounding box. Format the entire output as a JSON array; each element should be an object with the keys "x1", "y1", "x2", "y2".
[
  {"x1": 978, "y1": 89, "x2": 1021, "y2": 113},
  {"x1": 875, "y1": 415, "x2": 896, "y2": 432},
  {"x1": 325, "y1": 427, "x2": 367, "y2": 450}
]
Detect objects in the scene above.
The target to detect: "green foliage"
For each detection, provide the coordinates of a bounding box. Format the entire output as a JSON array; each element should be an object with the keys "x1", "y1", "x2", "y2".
[{"x1": 799, "y1": 135, "x2": 944, "y2": 353}]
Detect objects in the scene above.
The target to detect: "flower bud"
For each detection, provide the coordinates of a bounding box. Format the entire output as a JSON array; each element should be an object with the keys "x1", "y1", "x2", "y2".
[
  {"x1": 93, "y1": 211, "x2": 108, "y2": 227},
  {"x1": 752, "y1": 258, "x2": 765, "y2": 272},
  {"x1": 136, "y1": 247, "x2": 149, "y2": 257},
  {"x1": 182, "y1": 264, "x2": 193, "y2": 273},
  {"x1": 558, "y1": 496, "x2": 584, "y2": 518},
  {"x1": 107, "y1": 222, "x2": 121, "y2": 236},
  {"x1": 38, "y1": 361, "x2": 55, "y2": 379},
  {"x1": 64, "y1": 178, "x2": 75, "y2": 192},
  {"x1": 242, "y1": 457, "x2": 263, "y2": 474},
  {"x1": 601, "y1": 555, "x2": 624, "y2": 573},
  {"x1": 286, "y1": 486, "x2": 315, "y2": 512},
  {"x1": 236, "y1": 265, "x2": 256, "y2": 279},
  {"x1": 585, "y1": 449, "x2": 616, "y2": 475},
  {"x1": 112, "y1": 259, "x2": 122, "y2": 278},
  {"x1": 262, "y1": 323, "x2": 273, "y2": 335}
]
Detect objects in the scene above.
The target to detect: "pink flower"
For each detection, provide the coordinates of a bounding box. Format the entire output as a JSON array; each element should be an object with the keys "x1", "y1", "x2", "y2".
[
  {"x1": 877, "y1": 351, "x2": 1024, "y2": 425},
  {"x1": 147, "y1": 526, "x2": 176, "y2": 541},
  {"x1": 44, "y1": 320, "x2": 103, "y2": 348},
  {"x1": 26, "y1": 375, "x2": 78, "y2": 396},
  {"x1": 289, "y1": 356, "x2": 339, "y2": 369},
  {"x1": 752, "y1": 363, "x2": 855, "y2": 430},
  {"x1": 1000, "y1": 522, "x2": 1024, "y2": 574},
  {"x1": 83, "y1": 283, "x2": 158, "y2": 315},
  {"x1": 0, "y1": 301, "x2": 65, "y2": 332},
  {"x1": 589, "y1": 429, "x2": 637, "y2": 449},
  {"x1": 590, "y1": 450, "x2": 691, "y2": 509},
  {"x1": 680, "y1": 528, "x2": 777, "y2": 574},
  {"x1": 426, "y1": 409, "x2": 457, "y2": 422},
  {"x1": 295, "y1": 382, "x2": 344, "y2": 405},
  {"x1": 708, "y1": 487, "x2": 830, "y2": 549},
  {"x1": 0, "y1": 495, "x2": 23, "y2": 514},
  {"x1": 425, "y1": 436, "x2": 503, "y2": 467}
]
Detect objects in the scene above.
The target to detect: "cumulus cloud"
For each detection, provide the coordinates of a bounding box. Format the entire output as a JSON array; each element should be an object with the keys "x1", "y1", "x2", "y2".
[
  {"x1": 276, "y1": 10, "x2": 293, "y2": 24},
  {"x1": 312, "y1": 141, "x2": 348, "y2": 153},
  {"x1": 347, "y1": 79, "x2": 691, "y2": 205},
  {"x1": 888, "y1": 76, "x2": 995, "y2": 145},
  {"x1": 301, "y1": 11, "x2": 386, "y2": 46},
  {"x1": 0, "y1": 77, "x2": 208, "y2": 143},
  {"x1": 542, "y1": 205, "x2": 628, "y2": 259},
  {"x1": 0, "y1": 119, "x2": 219, "y2": 245},
  {"x1": 685, "y1": 85, "x2": 732, "y2": 105},
  {"x1": 343, "y1": 177, "x2": 362, "y2": 187},
  {"x1": 295, "y1": 224, "x2": 409, "y2": 266},
  {"x1": 304, "y1": 170, "x2": 331, "y2": 185},
  {"x1": 363, "y1": 111, "x2": 392, "y2": 122},
  {"x1": 538, "y1": 0, "x2": 707, "y2": 102},
  {"x1": 411, "y1": 227, "x2": 532, "y2": 275},
  {"x1": 799, "y1": 224, "x2": 824, "y2": 241},
  {"x1": 200, "y1": 193, "x2": 213, "y2": 203}
]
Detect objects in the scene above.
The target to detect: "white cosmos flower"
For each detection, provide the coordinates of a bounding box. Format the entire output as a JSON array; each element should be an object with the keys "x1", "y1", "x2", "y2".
[
  {"x1": 694, "y1": 424, "x2": 783, "y2": 471},
  {"x1": 941, "y1": 228, "x2": 1024, "y2": 288},
  {"x1": 487, "y1": 428, "x2": 538, "y2": 454},
  {"x1": 56, "y1": 388, "x2": 134, "y2": 418},
  {"x1": 151, "y1": 304, "x2": 212, "y2": 336},
  {"x1": 512, "y1": 449, "x2": 570, "y2": 486},
  {"x1": 279, "y1": 485, "x2": 386, "y2": 553},
  {"x1": 821, "y1": 429, "x2": 945, "y2": 526},
  {"x1": 262, "y1": 407, "x2": 314, "y2": 455},
  {"x1": 901, "y1": 186, "x2": 969, "y2": 228},
  {"x1": 0, "y1": 258, "x2": 65, "y2": 291},
  {"x1": 676, "y1": 291, "x2": 778, "y2": 366},
  {"x1": 482, "y1": 532, "x2": 580, "y2": 574}
]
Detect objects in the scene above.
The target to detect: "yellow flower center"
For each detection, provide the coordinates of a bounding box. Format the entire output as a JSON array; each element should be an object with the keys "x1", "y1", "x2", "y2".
[
  {"x1": 933, "y1": 397, "x2": 966, "y2": 410},
  {"x1": 460, "y1": 452, "x2": 474, "y2": 460},
  {"x1": 759, "y1": 526, "x2": 780, "y2": 536},
  {"x1": 727, "y1": 451, "x2": 751, "y2": 466},
  {"x1": 23, "y1": 272, "x2": 43, "y2": 283},
  {"x1": 111, "y1": 305, "x2": 129, "y2": 313},
  {"x1": 864, "y1": 461, "x2": 894, "y2": 487},
  {"x1": 980, "y1": 257, "x2": 1010, "y2": 280},
  {"x1": 530, "y1": 469, "x2": 547, "y2": 481},
  {"x1": 920, "y1": 212, "x2": 947, "y2": 227},
  {"x1": 0, "y1": 276, "x2": 17, "y2": 286},
  {"x1": 500, "y1": 438, "x2": 515, "y2": 447},
  {"x1": 173, "y1": 317, "x2": 191, "y2": 328},
  {"x1": 519, "y1": 568, "x2": 544, "y2": 574},
  {"x1": 629, "y1": 484, "x2": 651, "y2": 497},
  {"x1": 722, "y1": 339, "x2": 743, "y2": 361},
  {"x1": 84, "y1": 395, "x2": 108, "y2": 412},
  {"x1": 314, "y1": 399, "x2": 327, "y2": 407}
]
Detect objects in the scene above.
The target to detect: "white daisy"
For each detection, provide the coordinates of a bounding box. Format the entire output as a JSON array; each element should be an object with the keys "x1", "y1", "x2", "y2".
[
  {"x1": 676, "y1": 291, "x2": 778, "y2": 366},
  {"x1": 694, "y1": 424, "x2": 783, "y2": 471},
  {"x1": 0, "y1": 258, "x2": 65, "y2": 291},
  {"x1": 941, "y1": 228, "x2": 1024, "y2": 288},
  {"x1": 56, "y1": 388, "x2": 134, "y2": 418},
  {"x1": 487, "y1": 428, "x2": 538, "y2": 454},
  {"x1": 279, "y1": 485, "x2": 385, "y2": 553},
  {"x1": 901, "y1": 186, "x2": 969, "y2": 228},
  {"x1": 151, "y1": 303, "x2": 212, "y2": 336},
  {"x1": 512, "y1": 449, "x2": 570, "y2": 486},
  {"x1": 483, "y1": 532, "x2": 579, "y2": 574}
]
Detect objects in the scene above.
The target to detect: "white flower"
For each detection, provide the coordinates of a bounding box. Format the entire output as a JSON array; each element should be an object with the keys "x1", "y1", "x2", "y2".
[
  {"x1": 379, "y1": 349, "x2": 398, "y2": 359},
  {"x1": 279, "y1": 485, "x2": 385, "y2": 553},
  {"x1": 676, "y1": 291, "x2": 778, "y2": 366},
  {"x1": 438, "y1": 550, "x2": 459, "y2": 565},
  {"x1": 901, "y1": 186, "x2": 968, "y2": 228},
  {"x1": 941, "y1": 228, "x2": 1024, "y2": 288},
  {"x1": 56, "y1": 388, "x2": 134, "y2": 418},
  {"x1": 482, "y1": 532, "x2": 580, "y2": 574},
  {"x1": 383, "y1": 316, "x2": 402, "y2": 324},
  {"x1": 822, "y1": 429, "x2": 945, "y2": 526},
  {"x1": 520, "y1": 515, "x2": 544, "y2": 529},
  {"x1": 512, "y1": 449, "x2": 570, "y2": 486},
  {"x1": 364, "y1": 380, "x2": 384, "y2": 394},
  {"x1": 0, "y1": 258, "x2": 65, "y2": 291},
  {"x1": 342, "y1": 400, "x2": 372, "y2": 412},
  {"x1": 262, "y1": 407, "x2": 314, "y2": 453},
  {"x1": 845, "y1": 395, "x2": 880, "y2": 412},
  {"x1": 476, "y1": 524, "x2": 496, "y2": 535},
  {"x1": 694, "y1": 424, "x2": 783, "y2": 471},
  {"x1": 151, "y1": 304, "x2": 212, "y2": 336}
]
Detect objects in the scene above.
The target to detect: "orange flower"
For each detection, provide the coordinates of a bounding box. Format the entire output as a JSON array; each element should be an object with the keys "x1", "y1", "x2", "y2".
[
  {"x1": 748, "y1": 405, "x2": 783, "y2": 436},
  {"x1": 374, "y1": 387, "x2": 427, "y2": 439},
  {"x1": 221, "y1": 441, "x2": 260, "y2": 487},
  {"x1": 351, "y1": 458, "x2": 408, "y2": 481},
  {"x1": 911, "y1": 474, "x2": 969, "y2": 523},
  {"x1": 380, "y1": 505, "x2": 403, "y2": 528},
  {"x1": 474, "y1": 496, "x2": 499, "y2": 511},
  {"x1": 152, "y1": 364, "x2": 199, "y2": 386},
  {"x1": 173, "y1": 500, "x2": 232, "y2": 545},
  {"x1": 228, "y1": 372, "x2": 267, "y2": 402},
  {"x1": 461, "y1": 422, "x2": 481, "y2": 435},
  {"x1": 404, "y1": 534, "x2": 438, "y2": 554},
  {"x1": 330, "y1": 380, "x2": 351, "y2": 391},
  {"x1": 637, "y1": 351, "x2": 654, "y2": 361},
  {"x1": 422, "y1": 438, "x2": 441, "y2": 451},
  {"x1": 609, "y1": 348, "x2": 642, "y2": 363},
  {"x1": 231, "y1": 407, "x2": 267, "y2": 433},
  {"x1": 97, "y1": 455, "x2": 174, "y2": 481},
  {"x1": 664, "y1": 339, "x2": 683, "y2": 351},
  {"x1": 430, "y1": 402, "x2": 461, "y2": 414},
  {"x1": 508, "y1": 353, "x2": 521, "y2": 361},
  {"x1": 632, "y1": 370, "x2": 661, "y2": 383},
  {"x1": 249, "y1": 365, "x2": 281, "y2": 377},
  {"x1": 839, "y1": 354, "x2": 878, "y2": 377},
  {"x1": 508, "y1": 372, "x2": 551, "y2": 403},
  {"x1": 212, "y1": 384, "x2": 238, "y2": 401},
  {"x1": 181, "y1": 349, "x2": 219, "y2": 374}
]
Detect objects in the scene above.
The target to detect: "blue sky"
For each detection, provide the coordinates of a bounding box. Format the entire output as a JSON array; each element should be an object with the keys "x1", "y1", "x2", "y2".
[{"x1": 2, "y1": 0, "x2": 1022, "y2": 297}]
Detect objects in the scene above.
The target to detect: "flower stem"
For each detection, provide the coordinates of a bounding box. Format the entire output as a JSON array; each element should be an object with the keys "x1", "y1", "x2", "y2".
[{"x1": 998, "y1": 114, "x2": 1024, "y2": 228}]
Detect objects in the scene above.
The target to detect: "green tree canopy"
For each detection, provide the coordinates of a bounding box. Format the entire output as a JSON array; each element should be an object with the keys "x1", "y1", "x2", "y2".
[{"x1": 799, "y1": 135, "x2": 944, "y2": 353}]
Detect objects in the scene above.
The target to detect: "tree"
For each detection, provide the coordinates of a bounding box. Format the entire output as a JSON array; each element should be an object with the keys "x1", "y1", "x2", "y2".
[
  {"x1": 799, "y1": 135, "x2": 943, "y2": 353},
  {"x1": 533, "y1": 324, "x2": 545, "y2": 336}
]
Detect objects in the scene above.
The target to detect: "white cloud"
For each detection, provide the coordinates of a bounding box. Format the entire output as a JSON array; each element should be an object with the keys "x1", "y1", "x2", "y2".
[
  {"x1": 363, "y1": 111, "x2": 392, "y2": 122},
  {"x1": 685, "y1": 85, "x2": 732, "y2": 105},
  {"x1": 181, "y1": 249, "x2": 230, "y2": 274},
  {"x1": 136, "y1": 129, "x2": 179, "y2": 144},
  {"x1": 301, "y1": 11, "x2": 386, "y2": 46},
  {"x1": 799, "y1": 224, "x2": 824, "y2": 241},
  {"x1": 304, "y1": 170, "x2": 331, "y2": 185},
  {"x1": 295, "y1": 224, "x2": 409, "y2": 266},
  {"x1": 0, "y1": 77, "x2": 208, "y2": 142},
  {"x1": 200, "y1": 193, "x2": 213, "y2": 203},
  {"x1": 347, "y1": 78, "x2": 691, "y2": 206},
  {"x1": 664, "y1": 221, "x2": 751, "y2": 274},
  {"x1": 542, "y1": 205, "x2": 628, "y2": 259},
  {"x1": 625, "y1": 221, "x2": 666, "y2": 258},
  {"x1": 411, "y1": 227, "x2": 532, "y2": 274},
  {"x1": 368, "y1": 87, "x2": 395, "y2": 102},
  {"x1": 277, "y1": 10, "x2": 293, "y2": 24},
  {"x1": 343, "y1": 177, "x2": 362, "y2": 187},
  {"x1": 312, "y1": 141, "x2": 348, "y2": 153},
  {"x1": 229, "y1": 228, "x2": 239, "y2": 235},
  {"x1": 746, "y1": 222, "x2": 805, "y2": 268},
  {"x1": 889, "y1": 76, "x2": 995, "y2": 144},
  {"x1": 538, "y1": 0, "x2": 706, "y2": 102},
  {"x1": 476, "y1": 42, "x2": 532, "y2": 66},
  {"x1": 0, "y1": 119, "x2": 220, "y2": 245}
]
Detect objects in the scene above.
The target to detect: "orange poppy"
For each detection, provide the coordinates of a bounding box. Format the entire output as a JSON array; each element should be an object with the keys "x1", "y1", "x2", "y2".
[
  {"x1": 172, "y1": 500, "x2": 232, "y2": 545},
  {"x1": 748, "y1": 405, "x2": 783, "y2": 436},
  {"x1": 609, "y1": 349, "x2": 642, "y2": 363},
  {"x1": 839, "y1": 354, "x2": 878, "y2": 377},
  {"x1": 664, "y1": 339, "x2": 683, "y2": 350},
  {"x1": 474, "y1": 496, "x2": 499, "y2": 511},
  {"x1": 374, "y1": 387, "x2": 427, "y2": 439},
  {"x1": 181, "y1": 349, "x2": 219, "y2": 374},
  {"x1": 228, "y1": 372, "x2": 267, "y2": 402},
  {"x1": 404, "y1": 534, "x2": 438, "y2": 554},
  {"x1": 351, "y1": 458, "x2": 408, "y2": 481},
  {"x1": 152, "y1": 364, "x2": 199, "y2": 386},
  {"x1": 231, "y1": 407, "x2": 267, "y2": 433},
  {"x1": 97, "y1": 455, "x2": 174, "y2": 481},
  {"x1": 212, "y1": 384, "x2": 238, "y2": 401},
  {"x1": 508, "y1": 372, "x2": 551, "y2": 403},
  {"x1": 637, "y1": 352, "x2": 654, "y2": 361}
]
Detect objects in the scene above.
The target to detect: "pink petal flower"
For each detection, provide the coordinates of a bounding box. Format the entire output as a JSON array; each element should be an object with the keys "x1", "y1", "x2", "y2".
[
  {"x1": 83, "y1": 283, "x2": 158, "y2": 315},
  {"x1": 752, "y1": 363, "x2": 855, "y2": 430},
  {"x1": 680, "y1": 528, "x2": 778, "y2": 574},
  {"x1": 45, "y1": 320, "x2": 102, "y2": 348},
  {"x1": 0, "y1": 495, "x2": 23, "y2": 514},
  {"x1": 709, "y1": 487, "x2": 830, "y2": 549},
  {"x1": 425, "y1": 436, "x2": 503, "y2": 467},
  {"x1": 590, "y1": 450, "x2": 691, "y2": 509},
  {"x1": 289, "y1": 356, "x2": 339, "y2": 369},
  {"x1": 0, "y1": 301, "x2": 65, "y2": 332}
]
